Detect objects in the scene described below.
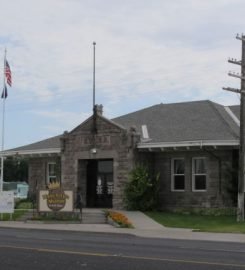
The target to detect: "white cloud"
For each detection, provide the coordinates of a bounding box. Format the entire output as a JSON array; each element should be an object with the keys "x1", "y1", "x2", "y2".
[
  {"x1": 31, "y1": 109, "x2": 90, "y2": 130},
  {"x1": 0, "y1": 0, "x2": 244, "y2": 147}
]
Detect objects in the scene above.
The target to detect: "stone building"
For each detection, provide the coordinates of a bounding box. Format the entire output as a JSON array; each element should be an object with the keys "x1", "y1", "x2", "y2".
[{"x1": 3, "y1": 100, "x2": 240, "y2": 210}]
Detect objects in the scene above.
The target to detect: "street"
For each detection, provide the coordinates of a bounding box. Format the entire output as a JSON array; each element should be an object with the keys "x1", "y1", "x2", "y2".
[{"x1": 0, "y1": 228, "x2": 245, "y2": 269}]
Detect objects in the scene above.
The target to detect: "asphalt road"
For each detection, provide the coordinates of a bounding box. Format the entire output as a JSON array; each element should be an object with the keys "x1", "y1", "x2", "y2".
[{"x1": 0, "y1": 228, "x2": 245, "y2": 270}]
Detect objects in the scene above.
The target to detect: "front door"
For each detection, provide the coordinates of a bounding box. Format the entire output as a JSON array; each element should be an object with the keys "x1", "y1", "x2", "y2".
[{"x1": 86, "y1": 159, "x2": 113, "y2": 208}]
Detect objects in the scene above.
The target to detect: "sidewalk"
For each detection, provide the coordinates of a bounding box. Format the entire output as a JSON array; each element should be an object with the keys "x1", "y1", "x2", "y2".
[
  {"x1": 1, "y1": 211, "x2": 245, "y2": 243},
  {"x1": 119, "y1": 211, "x2": 245, "y2": 243}
]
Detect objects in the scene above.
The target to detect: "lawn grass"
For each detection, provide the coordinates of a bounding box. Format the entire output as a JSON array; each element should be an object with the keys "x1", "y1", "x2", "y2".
[
  {"x1": 0, "y1": 210, "x2": 28, "y2": 221},
  {"x1": 145, "y1": 211, "x2": 245, "y2": 233}
]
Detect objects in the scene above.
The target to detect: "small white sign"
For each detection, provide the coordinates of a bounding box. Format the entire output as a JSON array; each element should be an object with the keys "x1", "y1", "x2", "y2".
[{"x1": 0, "y1": 191, "x2": 14, "y2": 213}]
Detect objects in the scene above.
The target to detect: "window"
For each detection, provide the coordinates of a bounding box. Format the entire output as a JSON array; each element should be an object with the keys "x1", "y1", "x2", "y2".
[
  {"x1": 47, "y1": 162, "x2": 57, "y2": 184},
  {"x1": 192, "y1": 158, "x2": 207, "y2": 191},
  {"x1": 171, "y1": 159, "x2": 185, "y2": 191}
]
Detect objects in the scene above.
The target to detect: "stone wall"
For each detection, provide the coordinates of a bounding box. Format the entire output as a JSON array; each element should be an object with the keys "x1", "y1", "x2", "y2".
[
  {"x1": 146, "y1": 149, "x2": 237, "y2": 210},
  {"x1": 61, "y1": 114, "x2": 139, "y2": 209},
  {"x1": 28, "y1": 156, "x2": 61, "y2": 195}
]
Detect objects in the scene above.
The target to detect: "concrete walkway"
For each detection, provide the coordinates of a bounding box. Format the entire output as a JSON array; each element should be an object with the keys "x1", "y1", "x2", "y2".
[
  {"x1": 119, "y1": 211, "x2": 245, "y2": 243},
  {"x1": 1, "y1": 210, "x2": 245, "y2": 243}
]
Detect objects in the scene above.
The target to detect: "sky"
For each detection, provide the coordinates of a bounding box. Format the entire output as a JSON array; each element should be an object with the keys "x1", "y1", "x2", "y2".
[{"x1": 0, "y1": 0, "x2": 244, "y2": 149}]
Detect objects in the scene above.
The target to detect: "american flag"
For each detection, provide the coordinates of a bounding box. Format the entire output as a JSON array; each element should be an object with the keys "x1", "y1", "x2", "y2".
[{"x1": 5, "y1": 60, "x2": 12, "y2": 87}]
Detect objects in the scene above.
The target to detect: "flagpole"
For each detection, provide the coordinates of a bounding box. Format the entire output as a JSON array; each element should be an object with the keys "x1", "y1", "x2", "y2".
[
  {"x1": 0, "y1": 48, "x2": 6, "y2": 193},
  {"x1": 93, "y1": 41, "x2": 96, "y2": 110},
  {"x1": 92, "y1": 42, "x2": 97, "y2": 134}
]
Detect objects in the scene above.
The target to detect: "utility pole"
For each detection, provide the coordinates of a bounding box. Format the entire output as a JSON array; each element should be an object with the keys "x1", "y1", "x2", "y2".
[{"x1": 223, "y1": 34, "x2": 245, "y2": 222}]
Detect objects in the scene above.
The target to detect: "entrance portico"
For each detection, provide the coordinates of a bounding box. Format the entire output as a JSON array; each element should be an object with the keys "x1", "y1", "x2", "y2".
[{"x1": 60, "y1": 106, "x2": 138, "y2": 209}]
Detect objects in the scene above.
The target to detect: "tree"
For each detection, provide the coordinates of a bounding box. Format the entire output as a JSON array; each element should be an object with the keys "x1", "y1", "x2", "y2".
[
  {"x1": 3, "y1": 157, "x2": 28, "y2": 182},
  {"x1": 124, "y1": 164, "x2": 160, "y2": 211}
]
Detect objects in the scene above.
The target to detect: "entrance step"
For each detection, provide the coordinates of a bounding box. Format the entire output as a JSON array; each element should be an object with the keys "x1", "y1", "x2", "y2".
[{"x1": 81, "y1": 209, "x2": 107, "y2": 224}]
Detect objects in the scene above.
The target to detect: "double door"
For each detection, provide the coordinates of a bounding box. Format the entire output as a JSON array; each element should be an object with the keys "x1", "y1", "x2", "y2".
[{"x1": 86, "y1": 159, "x2": 113, "y2": 208}]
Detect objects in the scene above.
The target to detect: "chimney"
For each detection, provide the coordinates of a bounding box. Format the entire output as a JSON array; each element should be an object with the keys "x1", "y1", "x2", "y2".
[{"x1": 95, "y1": 104, "x2": 103, "y2": 115}]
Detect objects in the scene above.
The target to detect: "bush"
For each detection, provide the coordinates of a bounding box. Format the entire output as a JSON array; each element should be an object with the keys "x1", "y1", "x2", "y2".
[
  {"x1": 124, "y1": 165, "x2": 160, "y2": 211},
  {"x1": 15, "y1": 198, "x2": 34, "y2": 209}
]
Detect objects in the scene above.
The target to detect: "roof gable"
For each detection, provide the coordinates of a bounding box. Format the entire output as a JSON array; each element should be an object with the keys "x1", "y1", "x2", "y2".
[{"x1": 70, "y1": 114, "x2": 126, "y2": 135}]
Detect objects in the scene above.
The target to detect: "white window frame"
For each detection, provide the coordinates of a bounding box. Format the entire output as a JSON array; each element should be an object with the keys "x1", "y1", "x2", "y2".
[
  {"x1": 47, "y1": 162, "x2": 57, "y2": 184},
  {"x1": 192, "y1": 157, "x2": 207, "y2": 192},
  {"x1": 171, "y1": 158, "x2": 185, "y2": 192}
]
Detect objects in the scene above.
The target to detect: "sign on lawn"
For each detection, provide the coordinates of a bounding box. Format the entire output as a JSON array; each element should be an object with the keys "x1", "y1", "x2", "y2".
[
  {"x1": 0, "y1": 191, "x2": 14, "y2": 213},
  {"x1": 38, "y1": 182, "x2": 73, "y2": 212}
]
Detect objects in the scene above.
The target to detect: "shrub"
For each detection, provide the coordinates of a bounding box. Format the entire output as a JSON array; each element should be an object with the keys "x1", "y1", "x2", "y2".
[
  {"x1": 15, "y1": 198, "x2": 34, "y2": 209},
  {"x1": 124, "y1": 165, "x2": 160, "y2": 211}
]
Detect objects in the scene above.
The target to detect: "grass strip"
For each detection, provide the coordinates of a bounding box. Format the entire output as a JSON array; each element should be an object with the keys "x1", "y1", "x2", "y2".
[{"x1": 145, "y1": 211, "x2": 245, "y2": 233}]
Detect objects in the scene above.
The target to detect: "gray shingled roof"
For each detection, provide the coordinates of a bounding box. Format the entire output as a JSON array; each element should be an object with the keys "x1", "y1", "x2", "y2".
[
  {"x1": 4, "y1": 100, "x2": 240, "y2": 154},
  {"x1": 112, "y1": 100, "x2": 239, "y2": 143},
  {"x1": 6, "y1": 135, "x2": 62, "y2": 153}
]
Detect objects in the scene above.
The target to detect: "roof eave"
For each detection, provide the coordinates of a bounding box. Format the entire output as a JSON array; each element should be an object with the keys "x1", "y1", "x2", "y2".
[
  {"x1": 137, "y1": 140, "x2": 239, "y2": 149},
  {"x1": 1, "y1": 148, "x2": 61, "y2": 157}
]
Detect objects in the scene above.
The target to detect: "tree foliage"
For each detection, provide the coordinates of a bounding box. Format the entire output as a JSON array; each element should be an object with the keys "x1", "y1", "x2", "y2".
[
  {"x1": 3, "y1": 157, "x2": 28, "y2": 182},
  {"x1": 124, "y1": 165, "x2": 160, "y2": 211}
]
